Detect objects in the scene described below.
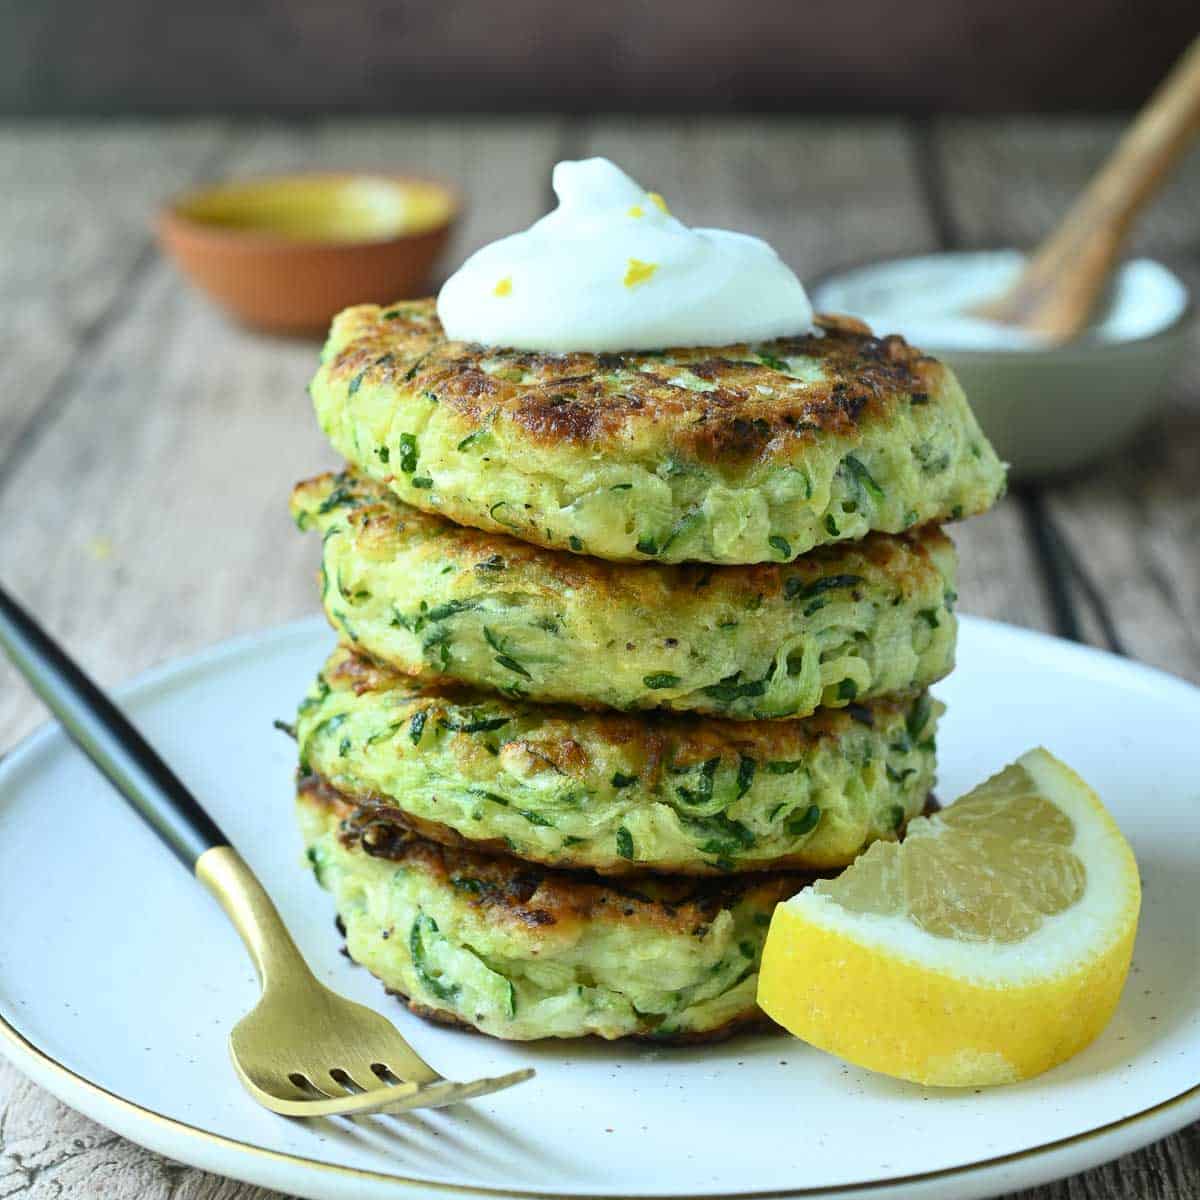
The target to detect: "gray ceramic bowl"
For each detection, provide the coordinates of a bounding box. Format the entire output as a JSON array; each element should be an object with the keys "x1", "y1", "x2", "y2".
[{"x1": 813, "y1": 252, "x2": 1192, "y2": 479}]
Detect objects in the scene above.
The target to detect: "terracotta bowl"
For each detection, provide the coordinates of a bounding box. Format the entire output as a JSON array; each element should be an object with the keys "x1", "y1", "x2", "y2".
[{"x1": 157, "y1": 173, "x2": 460, "y2": 335}]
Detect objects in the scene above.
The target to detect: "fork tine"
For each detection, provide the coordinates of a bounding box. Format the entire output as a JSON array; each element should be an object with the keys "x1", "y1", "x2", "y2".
[
  {"x1": 327, "y1": 1067, "x2": 368, "y2": 1095},
  {"x1": 292, "y1": 1074, "x2": 339, "y2": 1100},
  {"x1": 280, "y1": 1072, "x2": 328, "y2": 1102},
  {"x1": 233, "y1": 1065, "x2": 533, "y2": 1119},
  {"x1": 336, "y1": 1058, "x2": 399, "y2": 1093},
  {"x1": 200, "y1": 847, "x2": 534, "y2": 1120},
  {"x1": 369, "y1": 1068, "x2": 537, "y2": 1115},
  {"x1": 372, "y1": 1040, "x2": 440, "y2": 1085}
]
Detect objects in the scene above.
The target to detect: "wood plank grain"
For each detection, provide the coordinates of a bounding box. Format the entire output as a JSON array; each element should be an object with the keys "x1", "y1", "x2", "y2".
[
  {"x1": 952, "y1": 503, "x2": 1056, "y2": 634},
  {"x1": 933, "y1": 117, "x2": 1200, "y2": 683},
  {"x1": 0, "y1": 1062, "x2": 285, "y2": 1199},
  {"x1": 1002, "y1": 1118, "x2": 1200, "y2": 1200},
  {"x1": 579, "y1": 116, "x2": 935, "y2": 276},
  {"x1": 0, "y1": 117, "x2": 565, "y2": 753},
  {"x1": 0, "y1": 122, "x2": 230, "y2": 473},
  {"x1": 1032, "y1": 399, "x2": 1200, "y2": 684},
  {"x1": 937, "y1": 117, "x2": 1200, "y2": 256},
  {"x1": 0, "y1": 1061, "x2": 180, "y2": 1199}
]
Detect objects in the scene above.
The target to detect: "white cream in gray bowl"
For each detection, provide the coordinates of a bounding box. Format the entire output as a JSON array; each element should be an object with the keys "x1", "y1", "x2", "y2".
[{"x1": 813, "y1": 251, "x2": 1191, "y2": 477}]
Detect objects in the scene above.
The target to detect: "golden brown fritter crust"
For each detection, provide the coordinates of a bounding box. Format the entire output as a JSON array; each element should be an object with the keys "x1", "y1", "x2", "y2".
[
  {"x1": 323, "y1": 643, "x2": 923, "y2": 753},
  {"x1": 309, "y1": 299, "x2": 1005, "y2": 563},
  {"x1": 298, "y1": 784, "x2": 938, "y2": 1041},
  {"x1": 293, "y1": 470, "x2": 952, "y2": 599},
  {"x1": 322, "y1": 303, "x2": 937, "y2": 462},
  {"x1": 292, "y1": 470, "x2": 958, "y2": 718},
  {"x1": 298, "y1": 646, "x2": 941, "y2": 875},
  {"x1": 302, "y1": 775, "x2": 805, "y2": 937}
]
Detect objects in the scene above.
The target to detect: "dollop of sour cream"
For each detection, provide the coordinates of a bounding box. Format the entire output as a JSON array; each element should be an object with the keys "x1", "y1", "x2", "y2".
[{"x1": 437, "y1": 157, "x2": 814, "y2": 352}]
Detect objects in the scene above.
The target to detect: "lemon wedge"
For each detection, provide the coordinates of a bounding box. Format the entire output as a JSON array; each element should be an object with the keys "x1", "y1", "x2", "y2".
[{"x1": 758, "y1": 748, "x2": 1140, "y2": 1086}]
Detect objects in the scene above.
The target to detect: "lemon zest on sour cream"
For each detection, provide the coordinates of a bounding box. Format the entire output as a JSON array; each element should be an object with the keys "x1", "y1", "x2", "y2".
[{"x1": 624, "y1": 259, "x2": 658, "y2": 288}]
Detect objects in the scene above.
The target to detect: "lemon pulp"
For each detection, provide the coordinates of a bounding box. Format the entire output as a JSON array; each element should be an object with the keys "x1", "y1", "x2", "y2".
[{"x1": 758, "y1": 748, "x2": 1141, "y2": 1086}]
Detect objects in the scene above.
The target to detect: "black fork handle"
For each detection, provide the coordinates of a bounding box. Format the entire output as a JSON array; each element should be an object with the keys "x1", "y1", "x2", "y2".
[{"x1": 0, "y1": 584, "x2": 228, "y2": 868}]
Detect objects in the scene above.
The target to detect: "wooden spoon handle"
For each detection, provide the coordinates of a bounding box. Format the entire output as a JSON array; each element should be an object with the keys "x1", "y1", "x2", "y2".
[{"x1": 976, "y1": 36, "x2": 1200, "y2": 340}]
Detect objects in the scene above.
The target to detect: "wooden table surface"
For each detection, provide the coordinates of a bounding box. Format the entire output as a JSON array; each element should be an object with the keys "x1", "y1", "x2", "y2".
[{"x1": 0, "y1": 116, "x2": 1196, "y2": 1200}]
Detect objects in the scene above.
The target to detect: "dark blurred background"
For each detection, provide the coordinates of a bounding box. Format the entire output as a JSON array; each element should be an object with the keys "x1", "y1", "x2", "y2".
[{"x1": 3, "y1": 0, "x2": 1196, "y2": 116}]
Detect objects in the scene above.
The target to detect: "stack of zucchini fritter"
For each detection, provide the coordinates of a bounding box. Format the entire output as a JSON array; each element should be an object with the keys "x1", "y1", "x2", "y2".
[{"x1": 290, "y1": 300, "x2": 1005, "y2": 1042}]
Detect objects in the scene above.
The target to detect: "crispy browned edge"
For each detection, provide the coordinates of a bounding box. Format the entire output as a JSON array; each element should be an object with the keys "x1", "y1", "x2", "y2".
[
  {"x1": 304, "y1": 781, "x2": 938, "y2": 1044},
  {"x1": 321, "y1": 300, "x2": 947, "y2": 464},
  {"x1": 321, "y1": 644, "x2": 925, "y2": 750},
  {"x1": 305, "y1": 780, "x2": 789, "y2": 1042},
  {"x1": 304, "y1": 649, "x2": 934, "y2": 876},
  {"x1": 301, "y1": 775, "x2": 808, "y2": 928},
  {"x1": 303, "y1": 764, "x2": 938, "y2": 878},
  {"x1": 292, "y1": 469, "x2": 953, "y2": 621}
]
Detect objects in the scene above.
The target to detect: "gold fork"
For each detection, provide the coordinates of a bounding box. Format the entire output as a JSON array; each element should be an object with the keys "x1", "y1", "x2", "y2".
[
  {"x1": 0, "y1": 584, "x2": 534, "y2": 1117},
  {"x1": 198, "y1": 846, "x2": 533, "y2": 1115}
]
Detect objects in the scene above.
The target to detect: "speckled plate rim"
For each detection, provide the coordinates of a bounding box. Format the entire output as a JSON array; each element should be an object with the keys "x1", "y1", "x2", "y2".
[{"x1": 0, "y1": 615, "x2": 1197, "y2": 1200}]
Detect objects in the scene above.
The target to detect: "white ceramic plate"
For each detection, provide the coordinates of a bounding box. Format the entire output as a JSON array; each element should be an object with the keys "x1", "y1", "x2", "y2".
[{"x1": 0, "y1": 616, "x2": 1197, "y2": 1200}]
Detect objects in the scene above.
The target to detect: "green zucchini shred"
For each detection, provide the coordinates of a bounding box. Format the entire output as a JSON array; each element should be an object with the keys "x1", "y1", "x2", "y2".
[
  {"x1": 616, "y1": 827, "x2": 635, "y2": 859},
  {"x1": 643, "y1": 672, "x2": 681, "y2": 689},
  {"x1": 409, "y1": 914, "x2": 460, "y2": 1002},
  {"x1": 735, "y1": 755, "x2": 757, "y2": 799},
  {"x1": 844, "y1": 454, "x2": 885, "y2": 502},
  {"x1": 786, "y1": 805, "x2": 821, "y2": 837},
  {"x1": 408, "y1": 710, "x2": 428, "y2": 745},
  {"x1": 397, "y1": 433, "x2": 418, "y2": 473}
]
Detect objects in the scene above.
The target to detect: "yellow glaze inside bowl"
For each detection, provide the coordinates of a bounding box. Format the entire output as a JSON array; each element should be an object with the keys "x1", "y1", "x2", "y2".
[{"x1": 173, "y1": 175, "x2": 456, "y2": 243}]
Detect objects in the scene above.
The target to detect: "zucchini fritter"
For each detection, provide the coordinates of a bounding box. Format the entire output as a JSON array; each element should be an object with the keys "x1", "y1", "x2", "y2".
[
  {"x1": 310, "y1": 300, "x2": 1005, "y2": 564},
  {"x1": 297, "y1": 648, "x2": 940, "y2": 875},
  {"x1": 298, "y1": 779, "x2": 802, "y2": 1041},
  {"x1": 292, "y1": 471, "x2": 958, "y2": 720}
]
